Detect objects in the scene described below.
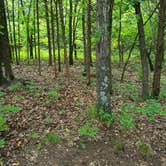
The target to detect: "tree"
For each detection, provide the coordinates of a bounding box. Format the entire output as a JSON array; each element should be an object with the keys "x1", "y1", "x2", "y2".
[
  {"x1": 0, "y1": 0, "x2": 14, "y2": 84},
  {"x1": 152, "y1": 0, "x2": 166, "y2": 97},
  {"x1": 134, "y1": 1, "x2": 149, "y2": 98},
  {"x1": 96, "y1": 0, "x2": 114, "y2": 111}
]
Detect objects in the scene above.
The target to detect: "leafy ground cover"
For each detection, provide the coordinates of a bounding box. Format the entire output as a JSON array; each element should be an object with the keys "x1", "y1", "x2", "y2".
[{"x1": 0, "y1": 62, "x2": 165, "y2": 166}]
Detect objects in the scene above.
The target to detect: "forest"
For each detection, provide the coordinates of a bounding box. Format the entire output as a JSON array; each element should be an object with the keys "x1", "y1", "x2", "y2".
[{"x1": 0, "y1": 0, "x2": 166, "y2": 165}]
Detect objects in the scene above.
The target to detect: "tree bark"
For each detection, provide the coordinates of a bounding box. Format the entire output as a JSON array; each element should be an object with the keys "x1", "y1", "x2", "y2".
[
  {"x1": 152, "y1": 0, "x2": 166, "y2": 97},
  {"x1": 134, "y1": 2, "x2": 149, "y2": 98},
  {"x1": 86, "y1": 0, "x2": 91, "y2": 85},
  {"x1": 96, "y1": 0, "x2": 113, "y2": 111},
  {"x1": 0, "y1": 0, "x2": 14, "y2": 84},
  {"x1": 44, "y1": 0, "x2": 52, "y2": 66}
]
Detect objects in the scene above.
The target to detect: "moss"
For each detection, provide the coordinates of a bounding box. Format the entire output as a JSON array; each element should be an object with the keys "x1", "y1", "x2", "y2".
[
  {"x1": 114, "y1": 142, "x2": 125, "y2": 153},
  {"x1": 137, "y1": 142, "x2": 154, "y2": 158}
]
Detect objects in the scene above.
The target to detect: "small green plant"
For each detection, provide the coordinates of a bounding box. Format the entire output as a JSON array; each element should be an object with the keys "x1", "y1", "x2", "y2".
[
  {"x1": 0, "y1": 139, "x2": 5, "y2": 148},
  {"x1": 113, "y1": 142, "x2": 125, "y2": 153},
  {"x1": 41, "y1": 132, "x2": 61, "y2": 145},
  {"x1": 8, "y1": 82, "x2": 23, "y2": 91},
  {"x1": 13, "y1": 95, "x2": 24, "y2": 101},
  {"x1": 78, "y1": 123, "x2": 99, "y2": 138},
  {"x1": 137, "y1": 142, "x2": 154, "y2": 158},
  {"x1": 0, "y1": 114, "x2": 8, "y2": 132},
  {"x1": 136, "y1": 99, "x2": 163, "y2": 120},
  {"x1": 58, "y1": 110, "x2": 65, "y2": 115},
  {"x1": 47, "y1": 90, "x2": 59, "y2": 99},
  {"x1": 0, "y1": 91, "x2": 4, "y2": 97},
  {"x1": 86, "y1": 105, "x2": 114, "y2": 125},
  {"x1": 28, "y1": 131, "x2": 39, "y2": 139},
  {"x1": 3, "y1": 105, "x2": 21, "y2": 113},
  {"x1": 43, "y1": 117, "x2": 54, "y2": 124},
  {"x1": 119, "y1": 104, "x2": 135, "y2": 129}
]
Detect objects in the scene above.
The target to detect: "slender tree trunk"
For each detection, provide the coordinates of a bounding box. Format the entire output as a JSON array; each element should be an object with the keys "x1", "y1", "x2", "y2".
[
  {"x1": 54, "y1": 0, "x2": 61, "y2": 72},
  {"x1": 58, "y1": 0, "x2": 68, "y2": 74},
  {"x1": 12, "y1": 0, "x2": 19, "y2": 65},
  {"x1": 152, "y1": 0, "x2": 166, "y2": 97},
  {"x1": 118, "y1": 0, "x2": 123, "y2": 66},
  {"x1": 33, "y1": 0, "x2": 37, "y2": 60},
  {"x1": 44, "y1": 0, "x2": 52, "y2": 66},
  {"x1": 134, "y1": 2, "x2": 149, "y2": 98},
  {"x1": 36, "y1": 0, "x2": 41, "y2": 75},
  {"x1": 96, "y1": 0, "x2": 113, "y2": 112},
  {"x1": 82, "y1": 5, "x2": 87, "y2": 74},
  {"x1": 50, "y1": 0, "x2": 56, "y2": 76},
  {"x1": 69, "y1": 0, "x2": 73, "y2": 65},
  {"x1": 17, "y1": 0, "x2": 21, "y2": 61},
  {"x1": 86, "y1": 0, "x2": 91, "y2": 85}
]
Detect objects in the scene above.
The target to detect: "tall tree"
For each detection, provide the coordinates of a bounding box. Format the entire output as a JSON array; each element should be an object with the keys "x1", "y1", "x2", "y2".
[
  {"x1": 58, "y1": 0, "x2": 68, "y2": 74},
  {"x1": 86, "y1": 0, "x2": 91, "y2": 85},
  {"x1": 152, "y1": 0, "x2": 166, "y2": 97},
  {"x1": 96, "y1": 0, "x2": 113, "y2": 111},
  {"x1": 69, "y1": 0, "x2": 73, "y2": 65},
  {"x1": 44, "y1": 0, "x2": 52, "y2": 66},
  {"x1": 134, "y1": 1, "x2": 149, "y2": 98},
  {"x1": 0, "y1": 0, "x2": 14, "y2": 84}
]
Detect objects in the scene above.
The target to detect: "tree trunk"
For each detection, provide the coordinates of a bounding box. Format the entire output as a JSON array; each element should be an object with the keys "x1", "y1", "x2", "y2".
[
  {"x1": 54, "y1": 0, "x2": 61, "y2": 72},
  {"x1": 82, "y1": 4, "x2": 87, "y2": 75},
  {"x1": 86, "y1": 0, "x2": 91, "y2": 85},
  {"x1": 0, "y1": 0, "x2": 14, "y2": 84},
  {"x1": 36, "y1": 0, "x2": 41, "y2": 75},
  {"x1": 50, "y1": 0, "x2": 56, "y2": 76},
  {"x1": 152, "y1": 0, "x2": 166, "y2": 97},
  {"x1": 58, "y1": 0, "x2": 68, "y2": 74},
  {"x1": 12, "y1": 0, "x2": 19, "y2": 65},
  {"x1": 134, "y1": 2, "x2": 149, "y2": 98},
  {"x1": 44, "y1": 0, "x2": 52, "y2": 66},
  {"x1": 69, "y1": 0, "x2": 73, "y2": 65},
  {"x1": 96, "y1": 0, "x2": 113, "y2": 111},
  {"x1": 118, "y1": 0, "x2": 123, "y2": 66}
]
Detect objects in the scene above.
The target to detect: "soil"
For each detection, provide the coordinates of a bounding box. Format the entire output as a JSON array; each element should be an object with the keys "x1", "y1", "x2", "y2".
[{"x1": 0, "y1": 62, "x2": 165, "y2": 166}]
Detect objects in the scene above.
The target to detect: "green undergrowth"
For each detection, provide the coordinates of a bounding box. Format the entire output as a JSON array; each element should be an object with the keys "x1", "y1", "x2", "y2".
[{"x1": 0, "y1": 104, "x2": 22, "y2": 149}]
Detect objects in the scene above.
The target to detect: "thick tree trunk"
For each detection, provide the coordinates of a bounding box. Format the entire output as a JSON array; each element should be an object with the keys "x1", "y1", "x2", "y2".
[
  {"x1": 152, "y1": 0, "x2": 166, "y2": 97},
  {"x1": 96, "y1": 0, "x2": 113, "y2": 111},
  {"x1": 134, "y1": 2, "x2": 149, "y2": 98},
  {"x1": 0, "y1": 0, "x2": 14, "y2": 84}
]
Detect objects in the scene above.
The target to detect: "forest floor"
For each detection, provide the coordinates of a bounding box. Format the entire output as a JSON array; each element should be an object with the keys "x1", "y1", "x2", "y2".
[{"x1": 0, "y1": 61, "x2": 166, "y2": 166}]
